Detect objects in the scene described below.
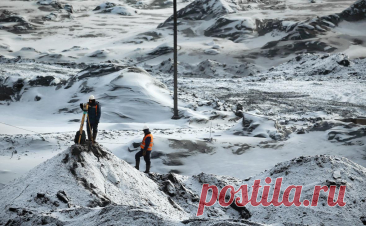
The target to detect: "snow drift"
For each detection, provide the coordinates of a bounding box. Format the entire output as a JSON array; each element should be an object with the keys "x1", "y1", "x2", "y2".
[
  {"x1": 229, "y1": 113, "x2": 290, "y2": 140},
  {"x1": 1, "y1": 143, "x2": 365, "y2": 225},
  {"x1": 93, "y1": 2, "x2": 139, "y2": 16},
  {"x1": 262, "y1": 53, "x2": 366, "y2": 80},
  {"x1": 191, "y1": 155, "x2": 366, "y2": 225},
  {"x1": 0, "y1": 63, "x2": 175, "y2": 123},
  {"x1": 0, "y1": 144, "x2": 261, "y2": 225},
  {"x1": 0, "y1": 144, "x2": 185, "y2": 225}
]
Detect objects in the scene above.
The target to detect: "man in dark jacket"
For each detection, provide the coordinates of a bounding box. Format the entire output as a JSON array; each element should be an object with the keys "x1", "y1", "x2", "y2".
[
  {"x1": 80, "y1": 95, "x2": 101, "y2": 144},
  {"x1": 135, "y1": 125, "x2": 153, "y2": 173}
]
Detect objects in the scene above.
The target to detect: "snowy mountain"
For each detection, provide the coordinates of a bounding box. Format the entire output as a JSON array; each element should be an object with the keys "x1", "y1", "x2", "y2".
[
  {"x1": 0, "y1": 62, "x2": 178, "y2": 123},
  {"x1": 157, "y1": 0, "x2": 366, "y2": 64},
  {"x1": 158, "y1": 0, "x2": 240, "y2": 26},
  {"x1": 0, "y1": 0, "x2": 364, "y2": 66}
]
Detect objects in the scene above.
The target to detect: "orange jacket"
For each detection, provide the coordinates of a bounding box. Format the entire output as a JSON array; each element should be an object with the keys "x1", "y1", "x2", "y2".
[{"x1": 140, "y1": 134, "x2": 153, "y2": 151}]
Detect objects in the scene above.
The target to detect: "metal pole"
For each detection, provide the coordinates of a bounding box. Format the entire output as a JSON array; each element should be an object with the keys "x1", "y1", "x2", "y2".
[{"x1": 172, "y1": 0, "x2": 179, "y2": 119}]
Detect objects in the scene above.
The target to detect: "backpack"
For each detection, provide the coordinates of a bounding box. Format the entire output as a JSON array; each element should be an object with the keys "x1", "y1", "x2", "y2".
[{"x1": 74, "y1": 130, "x2": 86, "y2": 144}]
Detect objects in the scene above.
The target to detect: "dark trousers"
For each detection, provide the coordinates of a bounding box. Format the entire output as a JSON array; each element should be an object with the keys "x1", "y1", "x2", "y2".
[
  {"x1": 87, "y1": 121, "x2": 98, "y2": 141},
  {"x1": 135, "y1": 149, "x2": 151, "y2": 165}
]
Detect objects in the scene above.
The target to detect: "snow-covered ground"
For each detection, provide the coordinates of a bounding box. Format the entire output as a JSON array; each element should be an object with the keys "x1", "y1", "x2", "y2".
[
  {"x1": 1, "y1": 59, "x2": 365, "y2": 185},
  {"x1": 0, "y1": 144, "x2": 365, "y2": 225},
  {"x1": 1, "y1": 0, "x2": 366, "y2": 224}
]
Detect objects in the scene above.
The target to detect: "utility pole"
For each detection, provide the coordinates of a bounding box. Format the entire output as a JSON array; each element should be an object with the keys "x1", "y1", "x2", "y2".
[{"x1": 172, "y1": 0, "x2": 179, "y2": 120}]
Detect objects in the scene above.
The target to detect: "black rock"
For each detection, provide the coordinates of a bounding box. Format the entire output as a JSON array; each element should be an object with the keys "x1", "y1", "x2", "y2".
[
  {"x1": 337, "y1": 59, "x2": 350, "y2": 67},
  {"x1": 296, "y1": 128, "x2": 306, "y2": 134},
  {"x1": 37, "y1": 193, "x2": 45, "y2": 198},
  {"x1": 0, "y1": 10, "x2": 35, "y2": 32},
  {"x1": 56, "y1": 191, "x2": 69, "y2": 203},
  {"x1": 0, "y1": 86, "x2": 15, "y2": 101},
  {"x1": 204, "y1": 18, "x2": 254, "y2": 42},
  {"x1": 132, "y1": 142, "x2": 141, "y2": 148},
  {"x1": 158, "y1": 0, "x2": 239, "y2": 27},
  {"x1": 360, "y1": 216, "x2": 366, "y2": 225},
  {"x1": 34, "y1": 96, "x2": 41, "y2": 101},
  {"x1": 29, "y1": 76, "x2": 56, "y2": 87},
  {"x1": 148, "y1": 45, "x2": 174, "y2": 56},
  {"x1": 340, "y1": 0, "x2": 366, "y2": 22},
  {"x1": 230, "y1": 202, "x2": 251, "y2": 219},
  {"x1": 93, "y1": 2, "x2": 116, "y2": 11},
  {"x1": 62, "y1": 154, "x2": 69, "y2": 164},
  {"x1": 64, "y1": 4, "x2": 74, "y2": 13}
]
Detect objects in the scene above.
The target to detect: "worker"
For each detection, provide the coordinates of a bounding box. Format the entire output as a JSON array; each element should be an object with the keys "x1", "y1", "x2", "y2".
[
  {"x1": 135, "y1": 125, "x2": 153, "y2": 173},
  {"x1": 80, "y1": 95, "x2": 101, "y2": 144}
]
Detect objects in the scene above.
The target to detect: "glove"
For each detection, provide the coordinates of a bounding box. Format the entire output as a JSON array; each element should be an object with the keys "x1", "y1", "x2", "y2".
[
  {"x1": 79, "y1": 103, "x2": 83, "y2": 110},
  {"x1": 143, "y1": 150, "x2": 146, "y2": 156}
]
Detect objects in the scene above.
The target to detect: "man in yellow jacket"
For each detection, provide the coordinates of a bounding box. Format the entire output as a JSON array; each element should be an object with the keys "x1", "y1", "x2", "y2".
[{"x1": 135, "y1": 125, "x2": 153, "y2": 173}]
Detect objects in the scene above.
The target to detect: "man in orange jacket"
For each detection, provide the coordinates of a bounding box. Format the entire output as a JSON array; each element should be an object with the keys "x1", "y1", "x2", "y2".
[{"x1": 135, "y1": 125, "x2": 153, "y2": 173}]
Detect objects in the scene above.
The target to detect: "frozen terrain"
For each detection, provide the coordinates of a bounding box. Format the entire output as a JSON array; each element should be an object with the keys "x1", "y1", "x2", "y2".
[
  {"x1": 0, "y1": 0, "x2": 366, "y2": 225},
  {"x1": 0, "y1": 144, "x2": 365, "y2": 225},
  {"x1": 0, "y1": 0, "x2": 366, "y2": 66}
]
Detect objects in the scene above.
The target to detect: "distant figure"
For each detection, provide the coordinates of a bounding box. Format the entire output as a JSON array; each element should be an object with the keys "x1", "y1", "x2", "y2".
[
  {"x1": 80, "y1": 95, "x2": 101, "y2": 144},
  {"x1": 135, "y1": 125, "x2": 153, "y2": 173}
]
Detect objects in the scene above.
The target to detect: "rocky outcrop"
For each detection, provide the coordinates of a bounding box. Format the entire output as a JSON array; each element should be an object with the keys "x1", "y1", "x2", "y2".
[
  {"x1": 93, "y1": 2, "x2": 138, "y2": 16},
  {"x1": 0, "y1": 61, "x2": 77, "y2": 101},
  {"x1": 340, "y1": 0, "x2": 366, "y2": 21},
  {"x1": 0, "y1": 10, "x2": 36, "y2": 33},
  {"x1": 264, "y1": 53, "x2": 366, "y2": 79},
  {"x1": 148, "y1": 43, "x2": 177, "y2": 56},
  {"x1": 146, "y1": 58, "x2": 261, "y2": 78},
  {"x1": 230, "y1": 113, "x2": 291, "y2": 140},
  {"x1": 203, "y1": 0, "x2": 366, "y2": 52},
  {"x1": 158, "y1": 0, "x2": 240, "y2": 27},
  {"x1": 93, "y1": 2, "x2": 117, "y2": 11},
  {"x1": 204, "y1": 16, "x2": 339, "y2": 43},
  {"x1": 37, "y1": 0, "x2": 74, "y2": 12},
  {"x1": 204, "y1": 17, "x2": 256, "y2": 42}
]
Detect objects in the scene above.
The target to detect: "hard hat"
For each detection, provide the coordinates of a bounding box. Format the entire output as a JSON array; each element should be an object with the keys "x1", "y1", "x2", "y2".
[
  {"x1": 143, "y1": 125, "x2": 149, "y2": 130},
  {"x1": 89, "y1": 95, "x2": 95, "y2": 100}
]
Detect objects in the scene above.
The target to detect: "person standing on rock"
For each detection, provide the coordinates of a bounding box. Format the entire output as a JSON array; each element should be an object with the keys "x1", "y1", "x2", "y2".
[
  {"x1": 135, "y1": 125, "x2": 153, "y2": 173},
  {"x1": 80, "y1": 95, "x2": 101, "y2": 144}
]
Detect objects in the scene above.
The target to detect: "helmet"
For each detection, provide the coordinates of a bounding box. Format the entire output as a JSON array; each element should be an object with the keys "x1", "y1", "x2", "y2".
[
  {"x1": 89, "y1": 95, "x2": 95, "y2": 100},
  {"x1": 143, "y1": 125, "x2": 149, "y2": 130}
]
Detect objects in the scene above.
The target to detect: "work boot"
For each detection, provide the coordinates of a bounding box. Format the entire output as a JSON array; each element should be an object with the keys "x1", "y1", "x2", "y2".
[
  {"x1": 144, "y1": 163, "x2": 150, "y2": 174},
  {"x1": 135, "y1": 159, "x2": 140, "y2": 170},
  {"x1": 92, "y1": 131, "x2": 98, "y2": 144}
]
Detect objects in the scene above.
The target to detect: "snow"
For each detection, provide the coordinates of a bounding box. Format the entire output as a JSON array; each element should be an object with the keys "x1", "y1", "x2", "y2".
[
  {"x1": 37, "y1": 0, "x2": 58, "y2": 5},
  {"x1": 108, "y1": 6, "x2": 139, "y2": 16},
  {"x1": 94, "y1": 2, "x2": 118, "y2": 11},
  {"x1": 204, "y1": 48, "x2": 220, "y2": 55},
  {"x1": 333, "y1": 170, "x2": 341, "y2": 179},
  {"x1": 0, "y1": 145, "x2": 187, "y2": 224},
  {"x1": 1, "y1": 144, "x2": 365, "y2": 225},
  {"x1": 0, "y1": 0, "x2": 366, "y2": 224},
  {"x1": 86, "y1": 49, "x2": 110, "y2": 58}
]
